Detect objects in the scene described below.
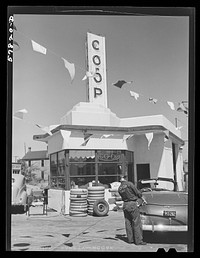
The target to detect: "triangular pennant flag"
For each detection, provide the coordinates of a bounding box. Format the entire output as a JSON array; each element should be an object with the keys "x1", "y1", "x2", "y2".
[
  {"x1": 163, "y1": 130, "x2": 169, "y2": 142},
  {"x1": 14, "y1": 109, "x2": 28, "y2": 120},
  {"x1": 176, "y1": 126, "x2": 183, "y2": 130},
  {"x1": 82, "y1": 71, "x2": 95, "y2": 81},
  {"x1": 48, "y1": 124, "x2": 60, "y2": 131},
  {"x1": 130, "y1": 90, "x2": 139, "y2": 100},
  {"x1": 13, "y1": 24, "x2": 17, "y2": 31},
  {"x1": 123, "y1": 134, "x2": 134, "y2": 142},
  {"x1": 177, "y1": 102, "x2": 188, "y2": 114},
  {"x1": 62, "y1": 58, "x2": 75, "y2": 82},
  {"x1": 149, "y1": 98, "x2": 158, "y2": 104},
  {"x1": 81, "y1": 133, "x2": 93, "y2": 146},
  {"x1": 36, "y1": 124, "x2": 52, "y2": 136},
  {"x1": 13, "y1": 40, "x2": 19, "y2": 47},
  {"x1": 145, "y1": 132, "x2": 153, "y2": 150},
  {"x1": 13, "y1": 40, "x2": 20, "y2": 51},
  {"x1": 31, "y1": 40, "x2": 47, "y2": 55},
  {"x1": 100, "y1": 134, "x2": 114, "y2": 139},
  {"x1": 112, "y1": 80, "x2": 133, "y2": 88},
  {"x1": 60, "y1": 130, "x2": 71, "y2": 146},
  {"x1": 167, "y1": 101, "x2": 175, "y2": 110}
]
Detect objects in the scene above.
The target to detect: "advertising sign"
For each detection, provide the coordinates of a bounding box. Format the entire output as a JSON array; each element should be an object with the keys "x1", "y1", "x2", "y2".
[{"x1": 86, "y1": 32, "x2": 108, "y2": 107}]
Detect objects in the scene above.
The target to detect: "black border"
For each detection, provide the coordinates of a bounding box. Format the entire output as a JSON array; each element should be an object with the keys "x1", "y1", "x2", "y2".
[{"x1": 6, "y1": 6, "x2": 195, "y2": 253}]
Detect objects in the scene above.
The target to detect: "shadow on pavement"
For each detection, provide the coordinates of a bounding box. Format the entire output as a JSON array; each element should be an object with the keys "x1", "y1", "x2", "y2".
[{"x1": 115, "y1": 234, "x2": 129, "y2": 243}]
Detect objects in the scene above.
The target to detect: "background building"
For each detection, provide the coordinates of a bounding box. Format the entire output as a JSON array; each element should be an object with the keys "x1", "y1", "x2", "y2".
[{"x1": 22, "y1": 147, "x2": 50, "y2": 183}]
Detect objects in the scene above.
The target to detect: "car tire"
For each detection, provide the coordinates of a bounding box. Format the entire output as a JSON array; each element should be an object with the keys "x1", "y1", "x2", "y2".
[{"x1": 93, "y1": 199, "x2": 109, "y2": 217}]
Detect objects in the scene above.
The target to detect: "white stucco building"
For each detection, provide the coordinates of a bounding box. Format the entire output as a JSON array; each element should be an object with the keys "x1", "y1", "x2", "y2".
[
  {"x1": 33, "y1": 32, "x2": 185, "y2": 214},
  {"x1": 33, "y1": 102, "x2": 184, "y2": 214}
]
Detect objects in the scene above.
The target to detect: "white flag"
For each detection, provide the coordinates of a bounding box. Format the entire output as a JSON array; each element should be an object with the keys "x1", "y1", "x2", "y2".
[
  {"x1": 130, "y1": 90, "x2": 139, "y2": 100},
  {"x1": 81, "y1": 134, "x2": 93, "y2": 146},
  {"x1": 31, "y1": 40, "x2": 47, "y2": 55},
  {"x1": 36, "y1": 124, "x2": 52, "y2": 136},
  {"x1": 176, "y1": 126, "x2": 183, "y2": 130},
  {"x1": 167, "y1": 101, "x2": 175, "y2": 110},
  {"x1": 163, "y1": 130, "x2": 169, "y2": 142},
  {"x1": 145, "y1": 132, "x2": 153, "y2": 150},
  {"x1": 82, "y1": 71, "x2": 95, "y2": 81},
  {"x1": 62, "y1": 58, "x2": 75, "y2": 82},
  {"x1": 123, "y1": 134, "x2": 134, "y2": 142},
  {"x1": 100, "y1": 134, "x2": 114, "y2": 139},
  {"x1": 14, "y1": 109, "x2": 28, "y2": 120},
  {"x1": 177, "y1": 102, "x2": 188, "y2": 114},
  {"x1": 149, "y1": 98, "x2": 158, "y2": 104}
]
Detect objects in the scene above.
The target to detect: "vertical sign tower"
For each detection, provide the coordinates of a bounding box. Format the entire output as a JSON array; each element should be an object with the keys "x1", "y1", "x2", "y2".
[{"x1": 86, "y1": 32, "x2": 108, "y2": 108}]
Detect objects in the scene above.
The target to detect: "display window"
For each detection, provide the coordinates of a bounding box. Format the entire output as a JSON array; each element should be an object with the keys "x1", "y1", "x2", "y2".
[{"x1": 50, "y1": 150, "x2": 134, "y2": 190}]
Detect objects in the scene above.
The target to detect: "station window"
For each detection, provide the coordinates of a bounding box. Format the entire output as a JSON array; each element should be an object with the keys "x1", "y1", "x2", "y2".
[{"x1": 50, "y1": 149, "x2": 134, "y2": 190}]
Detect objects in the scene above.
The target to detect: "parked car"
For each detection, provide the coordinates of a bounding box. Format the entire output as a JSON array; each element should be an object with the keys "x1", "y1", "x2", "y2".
[
  {"x1": 137, "y1": 177, "x2": 188, "y2": 232},
  {"x1": 12, "y1": 174, "x2": 28, "y2": 214}
]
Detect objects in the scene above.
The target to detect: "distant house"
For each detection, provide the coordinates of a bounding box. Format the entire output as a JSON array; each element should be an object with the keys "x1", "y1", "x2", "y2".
[{"x1": 22, "y1": 147, "x2": 50, "y2": 181}]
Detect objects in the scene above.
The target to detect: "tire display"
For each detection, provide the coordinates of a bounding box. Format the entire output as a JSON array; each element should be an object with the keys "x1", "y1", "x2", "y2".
[
  {"x1": 87, "y1": 186, "x2": 106, "y2": 216},
  {"x1": 69, "y1": 188, "x2": 88, "y2": 217}
]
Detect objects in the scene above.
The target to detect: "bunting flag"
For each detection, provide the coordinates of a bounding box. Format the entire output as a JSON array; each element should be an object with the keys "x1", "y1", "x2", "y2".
[
  {"x1": 163, "y1": 130, "x2": 169, "y2": 142},
  {"x1": 130, "y1": 90, "x2": 139, "y2": 100},
  {"x1": 177, "y1": 102, "x2": 188, "y2": 114},
  {"x1": 176, "y1": 126, "x2": 183, "y2": 130},
  {"x1": 112, "y1": 80, "x2": 133, "y2": 88},
  {"x1": 60, "y1": 130, "x2": 71, "y2": 146},
  {"x1": 167, "y1": 101, "x2": 175, "y2": 110},
  {"x1": 81, "y1": 133, "x2": 93, "y2": 146},
  {"x1": 13, "y1": 109, "x2": 28, "y2": 120},
  {"x1": 13, "y1": 24, "x2": 17, "y2": 30},
  {"x1": 13, "y1": 40, "x2": 20, "y2": 51},
  {"x1": 35, "y1": 124, "x2": 52, "y2": 136},
  {"x1": 82, "y1": 71, "x2": 95, "y2": 81},
  {"x1": 31, "y1": 40, "x2": 47, "y2": 55},
  {"x1": 149, "y1": 98, "x2": 158, "y2": 104},
  {"x1": 123, "y1": 134, "x2": 134, "y2": 142},
  {"x1": 145, "y1": 132, "x2": 153, "y2": 150},
  {"x1": 62, "y1": 58, "x2": 75, "y2": 82},
  {"x1": 101, "y1": 134, "x2": 114, "y2": 139}
]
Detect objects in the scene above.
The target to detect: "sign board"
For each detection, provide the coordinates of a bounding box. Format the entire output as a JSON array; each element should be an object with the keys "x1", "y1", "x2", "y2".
[{"x1": 86, "y1": 32, "x2": 108, "y2": 107}]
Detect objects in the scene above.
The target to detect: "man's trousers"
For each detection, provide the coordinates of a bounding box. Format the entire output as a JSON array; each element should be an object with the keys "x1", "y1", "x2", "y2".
[{"x1": 122, "y1": 201, "x2": 143, "y2": 244}]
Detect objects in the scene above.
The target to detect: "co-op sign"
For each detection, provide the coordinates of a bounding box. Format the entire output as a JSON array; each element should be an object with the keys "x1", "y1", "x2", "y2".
[{"x1": 87, "y1": 32, "x2": 108, "y2": 107}]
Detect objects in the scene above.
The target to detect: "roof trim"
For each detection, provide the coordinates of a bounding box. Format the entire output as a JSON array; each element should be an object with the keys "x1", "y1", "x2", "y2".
[{"x1": 33, "y1": 124, "x2": 184, "y2": 145}]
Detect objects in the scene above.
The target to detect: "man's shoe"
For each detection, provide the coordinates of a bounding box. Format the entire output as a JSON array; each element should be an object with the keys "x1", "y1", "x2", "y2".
[{"x1": 135, "y1": 241, "x2": 147, "y2": 245}]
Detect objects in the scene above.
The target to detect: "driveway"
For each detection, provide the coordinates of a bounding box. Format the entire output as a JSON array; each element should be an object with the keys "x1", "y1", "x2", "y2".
[{"x1": 10, "y1": 207, "x2": 187, "y2": 252}]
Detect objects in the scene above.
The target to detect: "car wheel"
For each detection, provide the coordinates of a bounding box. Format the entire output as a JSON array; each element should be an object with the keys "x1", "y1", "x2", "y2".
[{"x1": 93, "y1": 199, "x2": 109, "y2": 217}]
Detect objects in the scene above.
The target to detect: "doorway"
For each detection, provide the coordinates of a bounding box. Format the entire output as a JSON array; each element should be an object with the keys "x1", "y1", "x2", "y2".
[{"x1": 136, "y1": 164, "x2": 150, "y2": 188}]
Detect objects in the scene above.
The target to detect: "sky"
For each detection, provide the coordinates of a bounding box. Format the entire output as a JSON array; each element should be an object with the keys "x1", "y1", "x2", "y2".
[{"x1": 12, "y1": 13, "x2": 189, "y2": 161}]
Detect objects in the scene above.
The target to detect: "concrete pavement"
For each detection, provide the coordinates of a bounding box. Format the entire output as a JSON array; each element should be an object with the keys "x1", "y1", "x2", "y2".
[{"x1": 10, "y1": 206, "x2": 187, "y2": 252}]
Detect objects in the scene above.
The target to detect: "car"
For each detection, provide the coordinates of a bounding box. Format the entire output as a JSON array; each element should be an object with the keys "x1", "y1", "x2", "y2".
[
  {"x1": 137, "y1": 177, "x2": 188, "y2": 232},
  {"x1": 12, "y1": 174, "x2": 28, "y2": 214}
]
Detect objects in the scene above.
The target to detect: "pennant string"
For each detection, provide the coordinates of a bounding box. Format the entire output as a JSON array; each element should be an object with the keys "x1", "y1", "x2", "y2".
[
  {"x1": 14, "y1": 28, "x2": 188, "y2": 114},
  {"x1": 14, "y1": 28, "x2": 87, "y2": 74}
]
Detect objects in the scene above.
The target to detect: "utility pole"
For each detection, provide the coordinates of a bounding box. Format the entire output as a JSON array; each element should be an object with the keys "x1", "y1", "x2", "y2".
[
  {"x1": 24, "y1": 142, "x2": 26, "y2": 155},
  {"x1": 175, "y1": 117, "x2": 178, "y2": 128}
]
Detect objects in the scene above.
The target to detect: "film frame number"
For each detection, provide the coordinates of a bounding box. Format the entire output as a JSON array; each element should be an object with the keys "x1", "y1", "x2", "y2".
[{"x1": 8, "y1": 15, "x2": 14, "y2": 62}]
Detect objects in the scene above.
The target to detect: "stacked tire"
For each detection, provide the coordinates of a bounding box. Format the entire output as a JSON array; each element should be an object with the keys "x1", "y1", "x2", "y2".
[
  {"x1": 69, "y1": 188, "x2": 88, "y2": 217},
  {"x1": 87, "y1": 186, "x2": 109, "y2": 216}
]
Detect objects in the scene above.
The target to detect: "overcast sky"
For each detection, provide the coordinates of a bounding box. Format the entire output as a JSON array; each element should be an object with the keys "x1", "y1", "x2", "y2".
[{"x1": 12, "y1": 13, "x2": 189, "y2": 161}]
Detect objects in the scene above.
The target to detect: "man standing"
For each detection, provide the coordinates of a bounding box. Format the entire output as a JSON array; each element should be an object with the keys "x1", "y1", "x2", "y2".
[{"x1": 118, "y1": 176, "x2": 147, "y2": 245}]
